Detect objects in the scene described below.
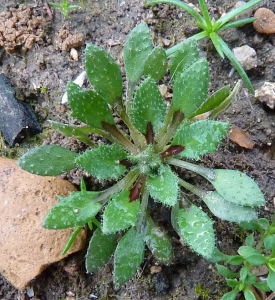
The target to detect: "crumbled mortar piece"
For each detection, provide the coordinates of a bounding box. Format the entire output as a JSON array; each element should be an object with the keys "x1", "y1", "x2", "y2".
[
  {"x1": 0, "y1": 158, "x2": 86, "y2": 290},
  {"x1": 253, "y1": 8, "x2": 275, "y2": 34},
  {"x1": 232, "y1": 45, "x2": 257, "y2": 70},
  {"x1": 55, "y1": 25, "x2": 85, "y2": 51},
  {"x1": 255, "y1": 82, "x2": 275, "y2": 109},
  {"x1": 0, "y1": 5, "x2": 48, "y2": 53}
]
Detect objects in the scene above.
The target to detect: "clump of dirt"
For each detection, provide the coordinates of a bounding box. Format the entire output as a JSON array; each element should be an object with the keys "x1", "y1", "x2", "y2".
[
  {"x1": 55, "y1": 24, "x2": 85, "y2": 51},
  {"x1": 0, "y1": 4, "x2": 50, "y2": 54}
]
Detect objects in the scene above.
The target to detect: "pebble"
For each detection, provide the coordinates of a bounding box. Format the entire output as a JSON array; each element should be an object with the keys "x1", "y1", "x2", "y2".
[
  {"x1": 70, "y1": 48, "x2": 79, "y2": 61},
  {"x1": 255, "y1": 82, "x2": 275, "y2": 109},
  {"x1": 62, "y1": 71, "x2": 86, "y2": 104},
  {"x1": 253, "y1": 8, "x2": 275, "y2": 34},
  {"x1": 232, "y1": 45, "x2": 257, "y2": 70}
]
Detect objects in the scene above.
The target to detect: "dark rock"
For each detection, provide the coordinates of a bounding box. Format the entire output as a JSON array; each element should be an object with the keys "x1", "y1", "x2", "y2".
[
  {"x1": 152, "y1": 273, "x2": 170, "y2": 294},
  {"x1": 0, "y1": 73, "x2": 42, "y2": 146}
]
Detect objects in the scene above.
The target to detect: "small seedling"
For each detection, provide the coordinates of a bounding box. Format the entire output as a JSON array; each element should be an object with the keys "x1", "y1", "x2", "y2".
[
  {"x1": 49, "y1": 0, "x2": 81, "y2": 18},
  {"x1": 217, "y1": 217, "x2": 275, "y2": 299},
  {"x1": 145, "y1": 0, "x2": 262, "y2": 93},
  {"x1": 18, "y1": 23, "x2": 265, "y2": 286}
]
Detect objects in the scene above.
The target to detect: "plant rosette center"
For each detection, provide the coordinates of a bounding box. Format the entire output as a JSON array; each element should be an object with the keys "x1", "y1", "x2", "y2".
[{"x1": 128, "y1": 145, "x2": 163, "y2": 175}]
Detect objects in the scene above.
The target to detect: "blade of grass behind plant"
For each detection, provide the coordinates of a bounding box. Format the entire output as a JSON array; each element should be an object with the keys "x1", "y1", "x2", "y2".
[
  {"x1": 209, "y1": 32, "x2": 225, "y2": 59},
  {"x1": 198, "y1": 0, "x2": 212, "y2": 29},
  {"x1": 214, "y1": 0, "x2": 262, "y2": 29},
  {"x1": 219, "y1": 17, "x2": 257, "y2": 31},
  {"x1": 211, "y1": 33, "x2": 254, "y2": 93},
  {"x1": 145, "y1": 0, "x2": 207, "y2": 30}
]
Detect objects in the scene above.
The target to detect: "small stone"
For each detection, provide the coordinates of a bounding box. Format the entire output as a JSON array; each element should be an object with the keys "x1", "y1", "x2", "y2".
[
  {"x1": 0, "y1": 158, "x2": 86, "y2": 290},
  {"x1": 232, "y1": 45, "x2": 257, "y2": 70},
  {"x1": 150, "y1": 265, "x2": 162, "y2": 274},
  {"x1": 255, "y1": 82, "x2": 275, "y2": 109},
  {"x1": 253, "y1": 8, "x2": 275, "y2": 34},
  {"x1": 70, "y1": 48, "x2": 79, "y2": 61}
]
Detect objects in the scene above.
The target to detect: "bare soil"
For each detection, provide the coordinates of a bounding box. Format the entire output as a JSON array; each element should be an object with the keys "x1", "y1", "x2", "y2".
[{"x1": 1, "y1": 0, "x2": 275, "y2": 299}]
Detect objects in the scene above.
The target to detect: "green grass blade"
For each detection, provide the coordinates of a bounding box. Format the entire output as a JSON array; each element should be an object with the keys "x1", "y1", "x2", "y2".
[
  {"x1": 209, "y1": 32, "x2": 225, "y2": 59},
  {"x1": 62, "y1": 226, "x2": 82, "y2": 255},
  {"x1": 217, "y1": 0, "x2": 262, "y2": 27},
  {"x1": 220, "y1": 17, "x2": 257, "y2": 30},
  {"x1": 212, "y1": 33, "x2": 254, "y2": 93},
  {"x1": 145, "y1": 0, "x2": 207, "y2": 29},
  {"x1": 198, "y1": 0, "x2": 212, "y2": 29}
]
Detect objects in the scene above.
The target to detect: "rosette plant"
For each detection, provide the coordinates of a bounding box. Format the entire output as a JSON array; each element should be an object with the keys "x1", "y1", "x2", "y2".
[{"x1": 18, "y1": 23, "x2": 265, "y2": 285}]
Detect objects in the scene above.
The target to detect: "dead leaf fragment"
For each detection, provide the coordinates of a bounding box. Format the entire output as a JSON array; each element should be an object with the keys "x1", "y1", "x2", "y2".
[{"x1": 228, "y1": 128, "x2": 255, "y2": 149}]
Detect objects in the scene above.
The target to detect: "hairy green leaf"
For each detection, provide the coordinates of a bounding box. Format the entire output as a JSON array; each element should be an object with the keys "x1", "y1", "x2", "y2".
[
  {"x1": 67, "y1": 82, "x2": 115, "y2": 129},
  {"x1": 85, "y1": 43, "x2": 122, "y2": 104},
  {"x1": 170, "y1": 39, "x2": 199, "y2": 81},
  {"x1": 124, "y1": 23, "x2": 153, "y2": 83},
  {"x1": 177, "y1": 205, "x2": 215, "y2": 258},
  {"x1": 201, "y1": 191, "x2": 258, "y2": 223},
  {"x1": 252, "y1": 282, "x2": 270, "y2": 293},
  {"x1": 211, "y1": 170, "x2": 265, "y2": 207},
  {"x1": 238, "y1": 246, "x2": 266, "y2": 266},
  {"x1": 267, "y1": 269, "x2": 275, "y2": 291},
  {"x1": 171, "y1": 58, "x2": 209, "y2": 117},
  {"x1": 18, "y1": 145, "x2": 78, "y2": 176},
  {"x1": 130, "y1": 77, "x2": 166, "y2": 133},
  {"x1": 49, "y1": 121, "x2": 95, "y2": 147},
  {"x1": 114, "y1": 227, "x2": 145, "y2": 285},
  {"x1": 102, "y1": 191, "x2": 141, "y2": 234},
  {"x1": 227, "y1": 255, "x2": 245, "y2": 266},
  {"x1": 76, "y1": 144, "x2": 127, "y2": 180},
  {"x1": 86, "y1": 228, "x2": 117, "y2": 273},
  {"x1": 144, "y1": 47, "x2": 167, "y2": 81},
  {"x1": 42, "y1": 191, "x2": 101, "y2": 229},
  {"x1": 264, "y1": 236, "x2": 275, "y2": 251},
  {"x1": 244, "y1": 289, "x2": 256, "y2": 300},
  {"x1": 148, "y1": 165, "x2": 178, "y2": 206},
  {"x1": 172, "y1": 120, "x2": 229, "y2": 159},
  {"x1": 221, "y1": 288, "x2": 239, "y2": 300},
  {"x1": 145, "y1": 216, "x2": 173, "y2": 265},
  {"x1": 245, "y1": 234, "x2": 255, "y2": 247},
  {"x1": 268, "y1": 258, "x2": 275, "y2": 273},
  {"x1": 216, "y1": 264, "x2": 238, "y2": 278}
]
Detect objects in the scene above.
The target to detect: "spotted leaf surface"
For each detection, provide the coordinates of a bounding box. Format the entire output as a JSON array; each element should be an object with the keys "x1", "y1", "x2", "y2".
[
  {"x1": 145, "y1": 216, "x2": 173, "y2": 265},
  {"x1": 202, "y1": 191, "x2": 258, "y2": 222},
  {"x1": 130, "y1": 77, "x2": 166, "y2": 133},
  {"x1": 124, "y1": 23, "x2": 153, "y2": 83},
  {"x1": 148, "y1": 165, "x2": 178, "y2": 206},
  {"x1": 42, "y1": 191, "x2": 101, "y2": 229},
  {"x1": 144, "y1": 47, "x2": 167, "y2": 81},
  {"x1": 49, "y1": 121, "x2": 95, "y2": 146},
  {"x1": 172, "y1": 120, "x2": 229, "y2": 159},
  {"x1": 18, "y1": 145, "x2": 78, "y2": 175},
  {"x1": 114, "y1": 227, "x2": 145, "y2": 285},
  {"x1": 178, "y1": 205, "x2": 215, "y2": 258},
  {"x1": 170, "y1": 39, "x2": 199, "y2": 81},
  {"x1": 76, "y1": 144, "x2": 127, "y2": 180},
  {"x1": 102, "y1": 191, "x2": 141, "y2": 234},
  {"x1": 67, "y1": 82, "x2": 115, "y2": 129},
  {"x1": 210, "y1": 169, "x2": 265, "y2": 207},
  {"x1": 171, "y1": 58, "x2": 209, "y2": 117},
  {"x1": 86, "y1": 228, "x2": 117, "y2": 273},
  {"x1": 85, "y1": 44, "x2": 122, "y2": 104}
]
